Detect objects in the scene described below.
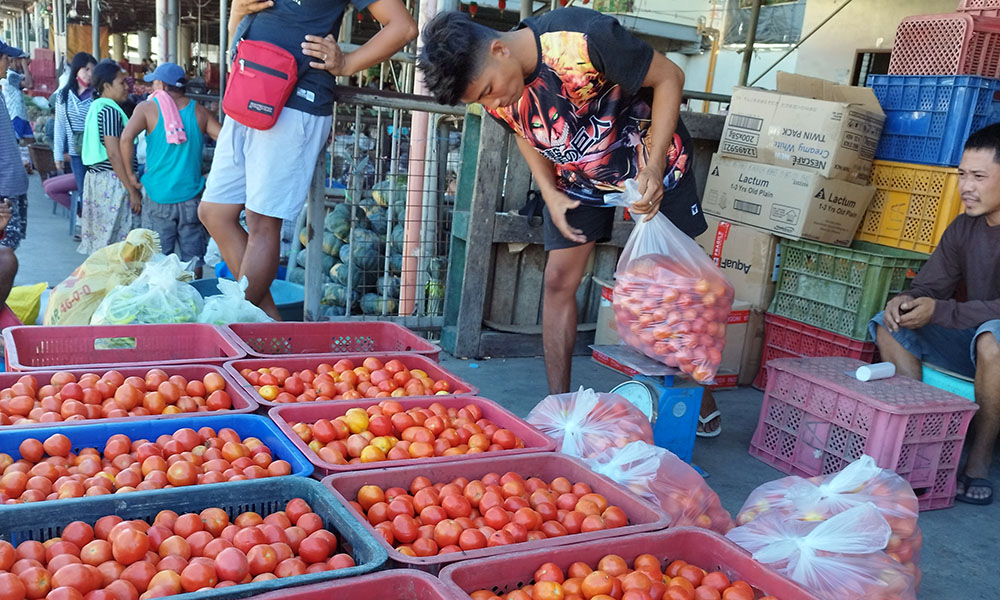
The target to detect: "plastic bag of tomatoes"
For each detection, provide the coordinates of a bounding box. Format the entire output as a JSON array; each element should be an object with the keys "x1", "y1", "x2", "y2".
[
  {"x1": 606, "y1": 181, "x2": 734, "y2": 383},
  {"x1": 585, "y1": 441, "x2": 735, "y2": 534},
  {"x1": 727, "y1": 503, "x2": 916, "y2": 600},
  {"x1": 526, "y1": 388, "x2": 653, "y2": 459},
  {"x1": 737, "y1": 455, "x2": 922, "y2": 589}
]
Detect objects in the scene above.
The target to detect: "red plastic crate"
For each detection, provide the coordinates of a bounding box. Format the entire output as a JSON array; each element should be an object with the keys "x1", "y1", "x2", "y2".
[
  {"x1": 254, "y1": 570, "x2": 461, "y2": 600},
  {"x1": 753, "y1": 314, "x2": 877, "y2": 391},
  {"x1": 959, "y1": 0, "x2": 1000, "y2": 16},
  {"x1": 439, "y1": 527, "x2": 818, "y2": 600},
  {"x1": 888, "y1": 13, "x2": 1000, "y2": 77},
  {"x1": 224, "y1": 353, "x2": 477, "y2": 407},
  {"x1": 0, "y1": 364, "x2": 257, "y2": 429},
  {"x1": 227, "y1": 321, "x2": 441, "y2": 361},
  {"x1": 321, "y1": 453, "x2": 669, "y2": 573},
  {"x1": 750, "y1": 357, "x2": 979, "y2": 510},
  {"x1": 268, "y1": 396, "x2": 556, "y2": 475},
  {"x1": 3, "y1": 324, "x2": 245, "y2": 371}
]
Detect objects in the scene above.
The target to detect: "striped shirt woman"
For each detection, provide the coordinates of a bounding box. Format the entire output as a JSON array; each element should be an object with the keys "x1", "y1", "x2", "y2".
[{"x1": 51, "y1": 52, "x2": 96, "y2": 195}]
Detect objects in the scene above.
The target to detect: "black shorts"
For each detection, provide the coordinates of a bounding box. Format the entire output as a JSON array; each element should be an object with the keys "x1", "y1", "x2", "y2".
[{"x1": 543, "y1": 162, "x2": 707, "y2": 250}]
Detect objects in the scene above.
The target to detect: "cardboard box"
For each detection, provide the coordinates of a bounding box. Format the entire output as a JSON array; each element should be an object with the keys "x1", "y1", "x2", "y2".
[
  {"x1": 720, "y1": 73, "x2": 885, "y2": 185},
  {"x1": 696, "y1": 216, "x2": 778, "y2": 310},
  {"x1": 594, "y1": 277, "x2": 620, "y2": 347},
  {"x1": 702, "y1": 154, "x2": 875, "y2": 247}
]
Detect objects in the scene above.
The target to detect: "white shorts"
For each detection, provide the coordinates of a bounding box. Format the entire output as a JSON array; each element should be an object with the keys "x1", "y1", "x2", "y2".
[{"x1": 202, "y1": 107, "x2": 333, "y2": 221}]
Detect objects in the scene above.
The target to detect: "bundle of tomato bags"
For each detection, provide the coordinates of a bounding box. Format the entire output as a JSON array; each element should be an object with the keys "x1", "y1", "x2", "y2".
[
  {"x1": 607, "y1": 181, "x2": 734, "y2": 384},
  {"x1": 727, "y1": 503, "x2": 916, "y2": 600},
  {"x1": 526, "y1": 388, "x2": 653, "y2": 459},
  {"x1": 585, "y1": 441, "x2": 734, "y2": 534},
  {"x1": 736, "y1": 455, "x2": 921, "y2": 589}
]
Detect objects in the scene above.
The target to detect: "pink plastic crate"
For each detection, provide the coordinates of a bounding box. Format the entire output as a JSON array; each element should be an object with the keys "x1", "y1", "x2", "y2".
[
  {"x1": 227, "y1": 321, "x2": 441, "y2": 361},
  {"x1": 753, "y1": 314, "x2": 877, "y2": 391},
  {"x1": 3, "y1": 324, "x2": 245, "y2": 371},
  {"x1": 253, "y1": 570, "x2": 462, "y2": 600},
  {"x1": 0, "y1": 364, "x2": 258, "y2": 429},
  {"x1": 959, "y1": 0, "x2": 1000, "y2": 16},
  {"x1": 750, "y1": 357, "x2": 978, "y2": 510},
  {"x1": 439, "y1": 527, "x2": 818, "y2": 600},
  {"x1": 888, "y1": 13, "x2": 1000, "y2": 77},
  {"x1": 224, "y1": 353, "x2": 477, "y2": 407},
  {"x1": 322, "y1": 453, "x2": 669, "y2": 573},
  {"x1": 268, "y1": 396, "x2": 556, "y2": 475}
]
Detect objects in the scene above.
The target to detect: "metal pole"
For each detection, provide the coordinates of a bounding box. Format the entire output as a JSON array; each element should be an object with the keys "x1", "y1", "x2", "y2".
[
  {"x1": 737, "y1": 0, "x2": 761, "y2": 87},
  {"x1": 749, "y1": 0, "x2": 858, "y2": 86},
  {"x1": 92, "y1": 0, "x2": 100, "y2": 58},
  {"x1": 520, "y1": 0, "x2": 532, "y2": 20},
  {"x1": 218, "y1": 0, "x2": 227, "y2": 120},
  {"x1": 167, "y1": 0, "x2": 178, "y2": 62}
]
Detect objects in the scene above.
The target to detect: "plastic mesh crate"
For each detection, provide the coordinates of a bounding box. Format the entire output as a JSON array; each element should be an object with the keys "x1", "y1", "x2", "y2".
[
  {"x1": 767, "y1": 239, "x2": 928, "y2": 341},
  {"x1": 252, "y1": 571, "x2": 460, "y2": 600},
  {"x1": 322, "y1": 452, "x2": 669, "y2": 573},
  {"x1": 268, "y1": 396, "x2": 555, "y2": 475},
  {"x1": 0, "y1": 477, "x2": 387, "y2": 600},
  {"x1": 857, "y1": 160, "x2": 962, "y2": 253},
  {"x1": 227, "y1": 321, "x2": 441, "y2": 360},
  {"x1": 868, "y1": 74, "x2": 1000, "y2": 166},
  {"x1": 439, "y1": 528, "x2": 818, "y2": 600},
  {"x1": 959, "y1": 0, "x2": 1000, "y2": 18},
  {"x1": 3, "y1": 323, "x2": 245, "y2": 371},
  {"x1": 752, "y1": 314, "x2": 877, "y2": 391},
  {"x1": 888, "y1": 13, "x2": 1000, "y2": 78},
  {"x1": 749, "y1": 357, "x2": 978, "y2": 511}
]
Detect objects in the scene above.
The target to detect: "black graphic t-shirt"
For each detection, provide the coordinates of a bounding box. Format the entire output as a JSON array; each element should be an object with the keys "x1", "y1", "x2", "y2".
[{"x1": 487, "y1": 7, "x2": 700, "y2": 226}]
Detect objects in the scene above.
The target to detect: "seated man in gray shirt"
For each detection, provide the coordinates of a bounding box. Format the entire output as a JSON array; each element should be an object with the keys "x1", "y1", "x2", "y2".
[{"x1": 871, "y1": 123, "x2": 1000, "y2": 506}]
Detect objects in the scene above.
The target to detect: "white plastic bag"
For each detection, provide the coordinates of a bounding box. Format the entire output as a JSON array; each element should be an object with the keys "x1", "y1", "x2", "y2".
[
  {"x1": 586, "y1": 441, "x2": 734, "y2": 533},
  {"x1": 727, "y1": 503, "x2": 916, "y2": 600},
  {"x1": 91, "y1": 254, "x2": 203, "y2": 325},
  {"x1": 198, "y1": 277, "x2": 273, "y2": 325},
  {"x1": 526, "y1": 387, "x2": 653, "y2": 459},
  {"x1": 607, "y1": 180, "x2": 734, "y2": 383}
]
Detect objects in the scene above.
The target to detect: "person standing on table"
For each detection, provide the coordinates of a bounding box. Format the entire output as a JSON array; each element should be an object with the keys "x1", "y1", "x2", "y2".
[
  {"x1": 0, "y1": 39, "x2": 28, "y2": 306},
  {"x1": 119, "y1": 63, "x2": 222, "y2": 278},
  {"x1": 198, "y1": 0, "x2": 417, "y2": 320},
  {"x1": 53, "y1": 52, "x2": 97, "y2": 195},
  {"x1": 871, "y1": 124, "x2": 1000, "y2": 506},
  {"x1": 419, "y1": 8, "x2": 725, "y2": 433}
]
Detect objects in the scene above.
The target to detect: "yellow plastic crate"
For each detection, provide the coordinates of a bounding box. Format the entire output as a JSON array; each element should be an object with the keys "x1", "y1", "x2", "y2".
[{"x1": 856, "y1": 160, "x2": 962, "y2": 254}]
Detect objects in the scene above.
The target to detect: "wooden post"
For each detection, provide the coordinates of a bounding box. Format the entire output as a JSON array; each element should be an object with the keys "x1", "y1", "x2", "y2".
[{"x1": 303, "y1": 153, "x2": 327, "y2": 321}]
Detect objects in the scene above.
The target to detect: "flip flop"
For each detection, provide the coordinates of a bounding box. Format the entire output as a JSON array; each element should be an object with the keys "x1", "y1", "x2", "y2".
[
  {"x1": 696, "y1": 410, "x2": 722, "y2": 438},
  {"x1": 956, "y1": 473, "x2": 994, "y2": 505}
]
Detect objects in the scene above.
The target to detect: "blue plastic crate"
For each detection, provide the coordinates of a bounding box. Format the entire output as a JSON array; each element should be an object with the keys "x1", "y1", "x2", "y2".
[
  {"x1": 0, "y1": 414, "x2": 314, "y2": 486},
  {"x1": 867, "y1": 74, "x2": 1000, "y2": 166},
  {"x1": 922, "y1": 364, "x2": 976, "y2": 402},
  {"x1": 0, "y1": 477, "x2": 387, "y2": 600}
]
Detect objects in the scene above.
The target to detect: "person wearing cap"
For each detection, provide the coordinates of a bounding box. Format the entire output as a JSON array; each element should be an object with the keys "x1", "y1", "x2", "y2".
[
  {"x1": 1, "y1": 46, "x2": 33, "y2": 144},
  {"x1": 119, "y1": 63, "x2": 222, "y2": 277},
  {"x1": 0, "y1": 39, "x2": 29, "y2": 306}
]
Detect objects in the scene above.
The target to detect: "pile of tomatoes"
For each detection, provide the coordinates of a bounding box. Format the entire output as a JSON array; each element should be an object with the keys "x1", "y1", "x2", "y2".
[
  {"x1": 470, "y1": 554, "x2": 780, "y2": 600},
  {"x1": 0, "y1": 370, "x2": 234, "y2": 427},
  {"x1": 288, "y1": 400, "x2": 526, "y2": 465},
  {"x1": 0, "y1": 427, "x2": 293, "y2": 504},
  {"x1": 347, "y1": 471, "x2": 629, "y2": 558},
  {"x1": 237, "y1": 357, "x2": 456, "y2": 403},
  {"x1": 0, "y1": 498, "x2": 356, "y2": 599},
  {"x1": 614, "y1": 256, "x2": 734, "y2": 383}
]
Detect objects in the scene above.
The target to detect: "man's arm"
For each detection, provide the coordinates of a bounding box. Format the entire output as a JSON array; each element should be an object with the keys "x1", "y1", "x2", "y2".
[
  {"x1": 513, "y1": 135, "x2": 585, "y2": 244},
  {"x1": 19, "y1": 61, "x2": 32, "y2": 89},
  {"x1": 301, "y1": 0, "x2": 417, "y2": 77},
  {"x1": 105, "y1": 133, "x2": 141, "y2": 214},
  {"x1": 119, "y1": 102, "x2": 152, "y2": 190},
  {"x1": 196, "y1": 104, "x2": 222, "y2": 141},
  {"x1": 228, "y1": 0, "x2": 274, "y2": 47}
]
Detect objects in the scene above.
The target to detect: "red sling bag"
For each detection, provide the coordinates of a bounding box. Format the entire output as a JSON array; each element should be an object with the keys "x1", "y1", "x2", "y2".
[{"x1": 222, "y1": 39, "x2": 299, "y2": 130}]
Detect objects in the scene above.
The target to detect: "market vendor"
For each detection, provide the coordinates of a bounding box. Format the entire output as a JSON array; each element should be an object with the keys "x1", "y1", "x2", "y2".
[
  {"x1": 871, "y1": 123, "x2": 1000, "y2": 506},
  {"x1": 418, "y1": 8, "x2": 725, "y2": 435}
]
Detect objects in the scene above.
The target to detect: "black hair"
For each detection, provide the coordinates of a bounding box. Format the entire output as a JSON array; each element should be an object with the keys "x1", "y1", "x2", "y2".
[
  {"x1": 417, "y1": 11, "x2": 499, "y2": 105},
  {"x1": 965, "y1": 123, "x2": 1000, "y2": 163},
  {"x1": 92, "y1": 59, "x2": 123, "y2": 99},
  {"x1": 59, "y1": 52, "x2": 97, "y2": 103}
]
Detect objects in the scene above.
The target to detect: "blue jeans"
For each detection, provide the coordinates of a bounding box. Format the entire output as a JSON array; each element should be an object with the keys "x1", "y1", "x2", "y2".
[
  {"x1": 70, "y1": 155, "x2": 86, "y2": 196},
  {"x1": 869, "y1": 312, "x2": 1000, "y2": 378}
]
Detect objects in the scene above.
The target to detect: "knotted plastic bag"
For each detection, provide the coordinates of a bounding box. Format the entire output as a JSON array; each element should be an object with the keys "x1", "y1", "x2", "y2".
[
  {"x1": 91, "y1": 254, "x2": 203, "y2": 325},
  {"x1": 198, "y1": 277, "x2": 273, "y2": 326},
  {"x1": 727, "y1": 503, "x2": 916, "y2": 600},
  {"x1": 737, "y1": 455, "x2": 922, "y2": 588},
  {"x1": 586, "y1": 441, "x2": 734, "y2": 533},
  {"x1": 526, "y1": 387, "x2": 653, "y2": 459},
  {"x1": 607, "y1": 180, "x2": 734, "y2": 383}
]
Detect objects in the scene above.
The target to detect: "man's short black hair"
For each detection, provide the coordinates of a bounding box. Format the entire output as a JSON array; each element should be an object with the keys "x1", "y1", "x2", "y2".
[
  {"x1": 418, "y1": 11, "x2": 500, "y2": 105},
  {"x1": 965, "y1": 123, "x2": 1000, "y2": 163}
]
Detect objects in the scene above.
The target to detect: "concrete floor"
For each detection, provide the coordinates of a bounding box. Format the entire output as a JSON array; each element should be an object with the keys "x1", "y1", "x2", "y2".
[{"x1": 18, "y1": 173, "x2": 1000, "y2": 598}]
